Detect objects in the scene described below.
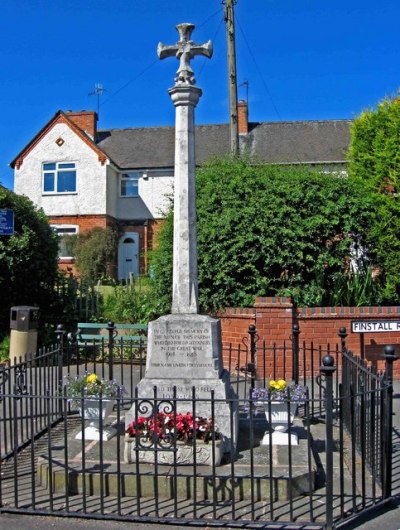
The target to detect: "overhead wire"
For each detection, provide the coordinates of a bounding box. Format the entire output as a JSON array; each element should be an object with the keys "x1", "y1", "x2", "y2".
[
  {"x1": 235, "y1": 14, "x2": 282, "y2": 120},
  {"x1": 197, "y1": 10, "x2": 225, "y2": 83},
  {"x1": 100, "y1": 58, "x2": 159, "y2": 108},
  {"x1": 99, "y1": 7, "x2": 224, "y2": 109}
]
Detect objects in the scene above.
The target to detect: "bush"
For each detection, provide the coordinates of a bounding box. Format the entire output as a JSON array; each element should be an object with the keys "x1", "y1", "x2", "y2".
[
  {"x1": 0, "y1": 187, "x2": 59, "y2": 334},
  {"x1": 348, "y1": 94, "x2": 400, "y2": 302},
  {"x1": 101, "y1": 278, "x2": 156, "y2": 324},
  {"x1": 73, "y1": 226, "x2": 119, "y2": 281},
  {"x1": 0, "y1": 335, "x2": 10, "y2": 363},
  {"x1": 150, "y1": 158, "x2": 378, "y2": 309}
]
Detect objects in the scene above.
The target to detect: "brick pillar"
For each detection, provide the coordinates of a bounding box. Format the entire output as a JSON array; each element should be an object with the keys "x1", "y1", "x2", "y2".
[{"x1": 254, "y1": 296, "x2": 294, "y2": 381}]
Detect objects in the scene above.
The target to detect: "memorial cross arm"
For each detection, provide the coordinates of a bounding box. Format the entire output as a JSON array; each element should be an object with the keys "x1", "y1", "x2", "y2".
[{"x1": 157, "y1": 22, "x2": 213, "y2": 86}]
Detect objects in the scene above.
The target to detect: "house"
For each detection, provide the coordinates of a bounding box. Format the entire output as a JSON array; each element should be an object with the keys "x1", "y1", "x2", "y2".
[{"x1": 11, "y1": 102, "x2": 351, "y2": 279}]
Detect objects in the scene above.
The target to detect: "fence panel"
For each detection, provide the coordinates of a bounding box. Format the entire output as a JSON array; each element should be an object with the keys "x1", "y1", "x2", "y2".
[
  {"x1": 0, "y1": 327, "x2": 396, "y2": 529},
  {"x1": 0, "y1": 346, "x2": 61, "y2": 459}
]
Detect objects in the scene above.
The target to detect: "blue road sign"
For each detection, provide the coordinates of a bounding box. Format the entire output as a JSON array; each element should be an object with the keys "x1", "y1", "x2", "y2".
[{"x1": 0, "y1": 209, "x2": 14, "y2": 235}]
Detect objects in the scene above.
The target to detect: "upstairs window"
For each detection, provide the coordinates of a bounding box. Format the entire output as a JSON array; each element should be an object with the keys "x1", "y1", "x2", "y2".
[
  {"x1": 120, "y1": 172, "x2": 140, "y2": 197},
  {"x1": 43, "y1": 162, "x2": 77, "y2": 193}
]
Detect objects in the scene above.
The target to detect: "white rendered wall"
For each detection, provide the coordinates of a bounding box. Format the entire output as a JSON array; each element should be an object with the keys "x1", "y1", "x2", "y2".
[
  {"x1": 139, "y1": 174, "x2": 173, "y2": 218},
  {"x1": 116, "y1": 173, "x2": 173, "y2": 220},
  {"x1": 106, "y1": 165, "x2": 119, "y2": 219},
  {"x1": 14, "y1": 123, "x2": 108, "y2": 216}
]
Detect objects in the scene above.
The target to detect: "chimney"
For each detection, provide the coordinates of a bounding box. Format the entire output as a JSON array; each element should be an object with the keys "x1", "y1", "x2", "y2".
[
  {"x1": 65, "y1": 111, "x2": 98, "y2": 140},
  {"x1": 238, "y1": 100, "x2": 248, "y2": 135}
]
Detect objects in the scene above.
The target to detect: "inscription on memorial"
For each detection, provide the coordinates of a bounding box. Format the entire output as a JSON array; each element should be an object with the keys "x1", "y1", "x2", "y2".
[
  {"x1": 150, "y1": 326, "x2": 214, "y2": 370},
  {"x1": 156, "y1": 384, "x2": 214, "y2": 399}
]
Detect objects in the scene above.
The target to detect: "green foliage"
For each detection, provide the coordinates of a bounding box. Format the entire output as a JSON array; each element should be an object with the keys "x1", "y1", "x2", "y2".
[
  {"x1": 73, "y1": 226, "x2": 119, "y2": 281},
  {"x1": 150, "y1": 158, "x2": 378, "y2": 309},
  {"x1": 0, "y1": 187, "x2": 59, "y2": 333},
  {"x1": 348, "y1": 96, "x2": 400, "y2": 191},
  {"x1": 0, "y1": 335, "x2": 10, "y2": 363},
  {"x1": 329, "y1": 265, "x2": 382, "y2": 307},
  {"x1": 148, "y1": 207, "x2": 174, "y2": 315},
  {"x1": 348, "y1": 94, "x2": 400, "y2": 302},
  {"x1": 101, "y1": 278, "x2": 156, "y2": 324}
]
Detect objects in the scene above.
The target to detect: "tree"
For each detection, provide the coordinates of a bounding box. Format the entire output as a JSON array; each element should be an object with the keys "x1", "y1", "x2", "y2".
[
  {"x1": 348, "y1": 95, "x2": 400, "y2": 191},
  {"x1": 0, "y1": 187, "x2": 59, "y2": 334},
  {"x1": 73, "y1": 226, "x2": 119, "y2": 281},
  {"x1": 150, "y1": 158, "x2": 377, "y2": 310},
  {"x1": 348, "y1": 94, "x2": 400, "y2": 302}
]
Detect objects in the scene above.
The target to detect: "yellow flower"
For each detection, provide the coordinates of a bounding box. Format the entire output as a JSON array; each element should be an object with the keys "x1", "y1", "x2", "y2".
[
  {"x1": 86, "y1": 373, "x2": 98, "y2": 384},
  {"x1": 269, "y1": 379, "x2": 287, "y2": 392},
  {"x1": 277, "y1": 379, "x2": 287, "y2": 391}
]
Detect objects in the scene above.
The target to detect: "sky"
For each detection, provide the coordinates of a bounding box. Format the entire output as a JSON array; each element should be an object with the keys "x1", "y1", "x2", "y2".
[{"x1": 1, "y1": 0, "x2": 399, "y2": 190}]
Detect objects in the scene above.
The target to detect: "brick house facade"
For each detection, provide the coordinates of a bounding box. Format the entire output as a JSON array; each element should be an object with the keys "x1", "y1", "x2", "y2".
[{"x1": 11, "y1": 104, "x2": 351, "y2": 279}]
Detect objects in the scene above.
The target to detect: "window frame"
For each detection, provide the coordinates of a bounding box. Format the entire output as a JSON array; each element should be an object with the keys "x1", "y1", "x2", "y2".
[
  {"x1": 120, "y1": 172, "x2": 140, "y2": 198},
  {"x1": 42, "y1": 161, "x2": 77, "y2": 194},
  {"x1": 51, "y1": 224, "x2": 79, "y2": 259},
  {"x1": 119, "y1": 169, "x2": 174, "y2": 198}
]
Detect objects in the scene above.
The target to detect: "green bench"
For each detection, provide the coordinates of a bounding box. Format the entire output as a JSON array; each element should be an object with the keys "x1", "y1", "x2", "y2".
[{"x1": 77, "y1": 322, "x2": 147, "y2": 346}]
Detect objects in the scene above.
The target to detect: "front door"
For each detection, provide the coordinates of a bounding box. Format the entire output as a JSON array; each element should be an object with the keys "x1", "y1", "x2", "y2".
[{"x1": 118, "y1": 232, "x2": 139, "y2": 280}]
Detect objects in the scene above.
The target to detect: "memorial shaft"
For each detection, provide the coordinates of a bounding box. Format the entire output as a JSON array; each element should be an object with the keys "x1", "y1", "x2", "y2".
[
  {"x1": 158, "y1": 23, "x2": 213, "y2": 314},
  {"x1": 170, "y1": 86, "x2": 201, "y2": 313}
]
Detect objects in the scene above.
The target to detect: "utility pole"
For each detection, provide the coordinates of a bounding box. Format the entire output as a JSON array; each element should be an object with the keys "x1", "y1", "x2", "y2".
[{"x1": 223, "y1": 0, "x2": 239, "y2": 155}]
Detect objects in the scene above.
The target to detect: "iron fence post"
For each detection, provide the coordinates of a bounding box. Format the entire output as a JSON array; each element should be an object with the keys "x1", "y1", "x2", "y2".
[
  {"x1": 292, "y1": 323, "x2": 300, "y2": 385},
  {"x1": 320, "y1": 353, "x2": 336, "y2": 530},
  {"x1": 107, "y1": 321, "x2": 115, "y2": 381},
  {"x1": 55, "y1": 324, "x2": 66, "y2": 416},
  {"x1": 382, "y1": 344, "x2": 398, "y2": 498},
  {"x1": 248, "y1": 324, "x2": 257, "y2": 389},
  {"x1": 338, "y1": 327, "x2": 347, "y2": 352},
  {"x1": 54, "y1": 324, "x2": 66, "y2": 385}
]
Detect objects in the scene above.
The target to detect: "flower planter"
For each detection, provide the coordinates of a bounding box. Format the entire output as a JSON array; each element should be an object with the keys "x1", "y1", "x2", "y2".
[
  {"x1": 124, "y1": 436, "x2": 223, "y2": 466},
  {"x1": 259, "y1": 401, "x2": 299, "y2": 446},
  {"x1": 75, "y1": 399, "x2": 116, "y2": 441}
]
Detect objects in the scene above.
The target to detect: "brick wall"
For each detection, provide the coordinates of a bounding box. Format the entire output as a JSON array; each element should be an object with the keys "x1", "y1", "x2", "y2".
[
  {"x1": 49, "y1": 214, "x2": 112, "y2": 232},
  {"x1": 65, "y1": 111, "x2": 97, "y2": 138},
  {"x1": 219, "y1": 297, "x2": 400, "y2": 379}
]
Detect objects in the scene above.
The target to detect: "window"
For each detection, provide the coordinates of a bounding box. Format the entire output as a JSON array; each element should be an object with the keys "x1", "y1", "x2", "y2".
[
  {"x1": 43, "y1": 162, "x2": 77, "y2": 193},
  {"x1": 51, "y1": 225, "x2": 78, "y2": 259},
  {"x1": 120, "y1": 169, "x2": 174, "y2": 197},
  {"x1": 120, "y1": 172, "x2": 140, "y2": 197}
]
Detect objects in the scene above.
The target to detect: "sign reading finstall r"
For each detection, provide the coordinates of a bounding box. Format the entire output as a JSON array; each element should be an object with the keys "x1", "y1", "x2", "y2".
[{"x1": 352, "y1": 320, "x2": 400, "y2": 333}]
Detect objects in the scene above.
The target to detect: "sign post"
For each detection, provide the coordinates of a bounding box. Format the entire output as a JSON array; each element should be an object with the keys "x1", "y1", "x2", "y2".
[
  {"x1": 352, "y1": 320, "x2": 400, "y2": 360},
  {"x1": 351, "y1": 320, "x2": 400, "y2": 333}
]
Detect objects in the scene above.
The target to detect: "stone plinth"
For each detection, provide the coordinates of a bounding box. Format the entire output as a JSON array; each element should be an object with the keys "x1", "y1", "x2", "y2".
[{"x1": 125, "y1": 314, "x2": 238, "y2": 451}]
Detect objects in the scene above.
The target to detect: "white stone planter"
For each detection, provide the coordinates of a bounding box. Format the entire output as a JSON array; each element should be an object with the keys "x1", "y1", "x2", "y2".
[
  {"x1": 75, "y1": 398, "x2": 116, "y2": 441},
  {"x1": 260, "y1": 401, "x2": 299, "y2": 446},
  {"x1": 124, "y1": 436, "x2": 223, "y2": 466}
]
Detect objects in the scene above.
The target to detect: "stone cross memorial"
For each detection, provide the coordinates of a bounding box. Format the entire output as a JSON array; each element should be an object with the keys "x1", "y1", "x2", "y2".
[{"x1": 126, "y1": 23, "x2": 237, "y2": 451}]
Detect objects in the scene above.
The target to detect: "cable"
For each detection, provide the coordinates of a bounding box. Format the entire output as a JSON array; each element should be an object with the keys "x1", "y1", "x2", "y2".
[
  {"x1": 100, "y1": 58, "x2": 159, "y2": 108},
  {"x1": 197, "y1": 7, "x2": 224, "y2": 29},
  {"x1": 236, "y1": 15, "x2": 282, "y2": 120},
  {"x1": 100, "y1": 8, "x2": 224, "y2": 109},
  {"x1": 197, "y1": 13, "x2": 225, "y2": 83}
]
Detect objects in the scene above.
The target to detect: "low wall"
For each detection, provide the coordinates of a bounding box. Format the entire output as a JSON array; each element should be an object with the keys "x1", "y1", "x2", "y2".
[{"x1": 219, "y1": 297, "x2": 400, "y2": 379}]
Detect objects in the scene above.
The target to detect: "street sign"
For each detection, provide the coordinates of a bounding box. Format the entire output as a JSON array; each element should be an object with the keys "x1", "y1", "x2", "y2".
[
  {"x1": 351, "y1": 320, "x2": 400, "y2": 333},
  {"x1": 0, "y1": 209, "x2": 14, "y2": 235}
]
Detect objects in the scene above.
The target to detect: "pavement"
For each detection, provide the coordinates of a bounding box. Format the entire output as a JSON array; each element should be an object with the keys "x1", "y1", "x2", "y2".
[{"x1": 0, "y1": 386, "x2": 399, "y2": 530}]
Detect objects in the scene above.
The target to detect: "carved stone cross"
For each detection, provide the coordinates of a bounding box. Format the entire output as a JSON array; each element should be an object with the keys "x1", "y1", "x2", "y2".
[{"x1": 157, "y1": 23, "x2": 213, "y2": 86}]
